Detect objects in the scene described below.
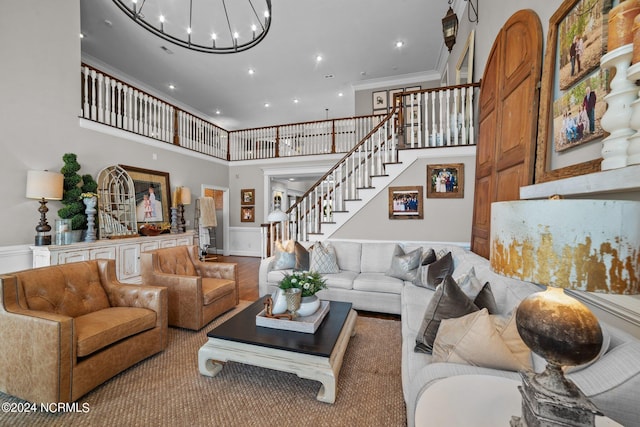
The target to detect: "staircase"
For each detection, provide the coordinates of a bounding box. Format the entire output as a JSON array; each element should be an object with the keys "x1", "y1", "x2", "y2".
[{"x1": 285, "y1": 83, "x2": 480, "y2": 244}]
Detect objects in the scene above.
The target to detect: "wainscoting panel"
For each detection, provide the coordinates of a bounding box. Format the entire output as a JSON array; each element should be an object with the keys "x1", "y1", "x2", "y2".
[
  {"x1": 228, "y1": 227, "x2": 262, "y2": 257},
  {"x1": 0, "y1": 245, "x2": 32, "y2": 274}
]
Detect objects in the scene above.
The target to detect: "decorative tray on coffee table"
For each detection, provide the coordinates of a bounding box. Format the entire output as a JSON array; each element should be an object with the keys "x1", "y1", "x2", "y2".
[{"x1": 256, "y1": 301, "x2": 330, "y2": 334}]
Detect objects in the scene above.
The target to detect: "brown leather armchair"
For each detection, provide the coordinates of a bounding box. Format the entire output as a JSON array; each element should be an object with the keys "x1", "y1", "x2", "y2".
[
  {"x1": 0, "y1": 259, "x2": 167, "y2": 403},
  {"x1": 140, "y1": 245, "x2": 238, "y2": 330}
]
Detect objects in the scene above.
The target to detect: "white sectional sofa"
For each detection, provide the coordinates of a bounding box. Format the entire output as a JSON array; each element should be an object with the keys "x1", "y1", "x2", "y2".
[{"x1": 258, "y1": 240, "x2": 640, "y2": 427}]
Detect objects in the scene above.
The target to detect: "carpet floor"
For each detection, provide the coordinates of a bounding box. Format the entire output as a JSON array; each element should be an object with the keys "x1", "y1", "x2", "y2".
[{"x1": 0, "y1": 301, "x2": 407, "y2": 427}]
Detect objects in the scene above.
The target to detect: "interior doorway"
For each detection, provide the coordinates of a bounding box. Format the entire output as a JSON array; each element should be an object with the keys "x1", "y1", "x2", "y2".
[{"x1": 200, "y1": 184, "x2": 229, "y2": 256}]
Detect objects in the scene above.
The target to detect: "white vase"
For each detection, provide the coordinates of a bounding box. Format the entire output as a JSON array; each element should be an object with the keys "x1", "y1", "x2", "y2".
[
  {"x1": 271, "y1": 288, "x2": 288, "y2": 314},
  {"x1": 297, "y1": 295, "x2": 321, "y2": 317}
]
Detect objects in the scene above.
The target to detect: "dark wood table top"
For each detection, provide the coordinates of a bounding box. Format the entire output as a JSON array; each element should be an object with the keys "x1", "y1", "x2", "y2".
[{"x1": 206, "y1": 298, "x2": 353, "y2": 357}]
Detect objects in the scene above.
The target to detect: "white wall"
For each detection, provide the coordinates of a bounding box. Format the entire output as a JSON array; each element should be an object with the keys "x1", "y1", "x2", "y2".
[
  {"x1": 0, "y1": 0, "x2": 228, "y2": 247},
  {"x1": 333, "y1": 152, "x2": 476, "y2": 243}
]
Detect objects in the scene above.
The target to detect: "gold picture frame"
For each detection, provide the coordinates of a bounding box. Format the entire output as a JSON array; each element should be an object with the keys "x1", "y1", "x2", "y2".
[
  {"x1": 241, "y1": 206, "x2": 255, "y2": 222},
  {"x1": 426, "y1": 163, "x2": 464, "y2": 198},
  {"x1": 535, "y1": 0, "x2": 613, "y2": 183},
  {"x1": 241, "y1": 188, "x2": 255, "y2": 205},
  {"x1": 120, "y1": 165, "x2": 171, "y2": 230},
  {"x1": 388, "y1": 186, "x2": 423, "y2": 219}
]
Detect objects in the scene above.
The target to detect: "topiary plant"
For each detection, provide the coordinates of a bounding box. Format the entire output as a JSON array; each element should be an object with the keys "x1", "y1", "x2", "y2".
[{"x1": 58, "y1": 153, "x2": 98, "y2": 230}]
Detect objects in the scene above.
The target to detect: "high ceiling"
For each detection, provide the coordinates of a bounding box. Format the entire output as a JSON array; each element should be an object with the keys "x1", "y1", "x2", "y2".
[{"x1": 80, "y1": 0, "x2": 451, "y2": 131}]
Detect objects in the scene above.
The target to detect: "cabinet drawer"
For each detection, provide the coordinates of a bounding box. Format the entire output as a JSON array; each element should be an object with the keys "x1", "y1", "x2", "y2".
[{"x1": 57, "y1": 250, "x2": 90, "y2": 264}]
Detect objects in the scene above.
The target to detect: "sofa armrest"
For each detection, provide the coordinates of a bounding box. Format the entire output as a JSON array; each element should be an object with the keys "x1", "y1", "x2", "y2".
[
  {"x1": 259, "y1": 256, "x2": 276, "y2": 297},
  {"x1": 97, "y1": 260, "x2": 168, "y2": 327},
  {"x1": 0, "y1": 275, "x2": 75, "y2": 402}
]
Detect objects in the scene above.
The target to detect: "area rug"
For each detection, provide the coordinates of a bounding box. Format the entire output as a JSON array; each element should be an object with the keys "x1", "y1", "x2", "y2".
[{"x1": 0, "y1": 301, "x2": 406, "y2": 426}]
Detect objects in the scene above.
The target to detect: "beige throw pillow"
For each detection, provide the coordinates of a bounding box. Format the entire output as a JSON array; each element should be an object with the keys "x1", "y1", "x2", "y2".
[{"x1": 432, "y1": 309, "x2": 533, "y2": 372}]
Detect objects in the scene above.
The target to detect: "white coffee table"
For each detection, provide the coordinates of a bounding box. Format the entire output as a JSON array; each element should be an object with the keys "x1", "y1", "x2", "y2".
[
  {"x1": 414, "y1": 374, "x2": 622, "y2": 427},
  {"x1": 198, "y1": 299, "x2": 357, "y2": 404}
]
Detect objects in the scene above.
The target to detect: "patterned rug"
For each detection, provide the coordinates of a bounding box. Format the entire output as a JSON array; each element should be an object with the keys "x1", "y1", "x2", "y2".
[{"x1": 0, "y1": 301, "x2": 406, "y2": 426}]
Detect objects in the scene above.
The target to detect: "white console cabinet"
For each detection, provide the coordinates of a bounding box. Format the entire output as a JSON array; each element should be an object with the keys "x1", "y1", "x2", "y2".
[{"x1": 31, "y1": 232, "x2": 194, "y2": 282}]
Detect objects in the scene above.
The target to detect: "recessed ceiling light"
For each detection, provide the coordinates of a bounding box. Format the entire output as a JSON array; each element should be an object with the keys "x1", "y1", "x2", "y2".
[
  {"x1": 168, "y1": 84, "x2": 175, "y2": 90},
  {"x1": 215, "y1": 110, "x2": 221, "y2": 115},
  {"x1": 248, "y1": 68, "x2": 255, "y2": 75},
  {"x1": 338, "y1": 92, "x2": 344, "y2": 97},
  {"x1": 293, "y1": 98, "x2": 299, "y2": 104},
  {"x1": 104, "y1": 19, "x2": 113, "y2": 27},
  {"x1": 79, "y1": 33, "x2": 85, "y2": 39},
  {"x1": 316, "y1": 55, "x2": 323, "y2": 62},
  {"x1": 264, "y1": 102, "x2": 270, "y2": 108},
  {"x1": 395, "y1": 40, "x2": 404, "y2": 48}
]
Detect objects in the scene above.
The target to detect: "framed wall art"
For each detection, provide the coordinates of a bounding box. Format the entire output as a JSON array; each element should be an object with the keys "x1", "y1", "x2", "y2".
[
  {"x1": 372, "y1": 90, "x2": 388, "y2": 112},
  {"x1": 388, "y1": 88, "x2": 404, "y2": 110},
  {"x1": 388, "y1": 186, "x2": 423, "y2": 219},
  {"x1": 426, "y1": 163, "x2": 464, "y2": 198},
  {"x1": 535, "y1": 0, "x2": 613, "y2": 183},
  {"x1": 241, "y1": 206, "x2": 255, "y2": 222},
  {"x1": 241, "y1": 188, "x2": 255, "y2": 205},
  {"x1": 120, "y1": 165, "x2": 171, "y2": 229}
]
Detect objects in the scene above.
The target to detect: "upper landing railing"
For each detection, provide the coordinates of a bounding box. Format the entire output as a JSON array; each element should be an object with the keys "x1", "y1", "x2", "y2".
[{"x1": 80, "y1": 64, "x2": 479, "y2": 162}]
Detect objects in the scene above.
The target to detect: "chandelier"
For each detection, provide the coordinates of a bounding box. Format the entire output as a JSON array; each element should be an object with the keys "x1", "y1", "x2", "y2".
[{"x1": 112, "y1": 0, "x2": 272, "y2": 54}]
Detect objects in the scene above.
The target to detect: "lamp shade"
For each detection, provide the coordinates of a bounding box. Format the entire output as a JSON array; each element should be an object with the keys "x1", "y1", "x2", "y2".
[
  {"x1": 267, "y1": 209, "x2": 288, "y2": 222},
  {"x1": 179, "y1": 186, "x2": 191, "y2": 205},
  {"x1": 490, "y1": 200, "x2": 640, "y2": 294},
  {"x1": 25, "y1": 170, "x2": 64, "y2": 200}
]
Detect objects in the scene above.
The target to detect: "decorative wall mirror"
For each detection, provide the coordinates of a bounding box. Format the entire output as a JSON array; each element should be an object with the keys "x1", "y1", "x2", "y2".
[
  {"x1": 97, "y1": 165, "x2": 138, "y2": 239},
  {"x1": 456, "y1": 30, "x2": 475, "y2": 84}
]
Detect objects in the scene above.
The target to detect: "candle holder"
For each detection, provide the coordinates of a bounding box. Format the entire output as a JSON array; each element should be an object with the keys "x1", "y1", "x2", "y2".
[{"x1": 170, "y1": 206, "x2": 179, "y2": 233}]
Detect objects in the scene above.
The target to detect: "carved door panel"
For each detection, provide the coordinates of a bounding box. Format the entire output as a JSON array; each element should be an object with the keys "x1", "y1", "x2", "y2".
[{"x1": 471, "y1": 10, "x2": 543, "y2": 258}]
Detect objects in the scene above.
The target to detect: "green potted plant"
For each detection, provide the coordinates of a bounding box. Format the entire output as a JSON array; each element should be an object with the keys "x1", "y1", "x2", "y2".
[
  {"x1": 58, "y1": 153, "x2": 98, "y2": 242},
  {"x1": 279, "y1": 271, "x2": 327, "y2": 316}
]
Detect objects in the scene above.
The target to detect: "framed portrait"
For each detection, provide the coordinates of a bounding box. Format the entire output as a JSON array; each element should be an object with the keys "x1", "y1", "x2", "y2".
[
  {"x1": 535, "y1": 0, "x2": 614, "y2": 183},
  {"x1": 405, "y1": 105, "x2": 420, "y2": 125},
  {"x1": 388, "y1": 186, "x2": 423, "y2": 219},
  {"x1": 426, "y1": 163, "x2": 464, "y2": 198},
  {"x1": 241, "y1": 206, "x2": 255, "y2": 222},
  {"x1": 372, "y1": 90, "x2": 388, "y2": 111},
  {"x1": 405, "y1": 86, "x2": 422, "y2": 106},
  {"x1": 241, "y1": 188, "x2": 255, "y2": 205},
  {"x1": 120, "y1": 165, "x2": 171, "y2": 229},
  {"x1": 553, "y1": 68, "x2": 608, "y2": 152},
  {"x1": 388, "y1": 88, "x2": 404, "y2": 109}
]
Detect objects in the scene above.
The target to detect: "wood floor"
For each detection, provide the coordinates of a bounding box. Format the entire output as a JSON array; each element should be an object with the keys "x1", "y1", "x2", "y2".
[
  {"x1": 215, "y1": 255, "x2": 399, "y2": 320},
  {"x1": 216, "y1": 255, "x2": 262, "y2": 301}
]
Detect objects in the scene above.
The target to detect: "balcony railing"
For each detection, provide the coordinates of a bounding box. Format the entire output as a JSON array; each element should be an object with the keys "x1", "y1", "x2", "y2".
[{"x1": 80, "y1": 64, "x2": 478, "y2": 165}]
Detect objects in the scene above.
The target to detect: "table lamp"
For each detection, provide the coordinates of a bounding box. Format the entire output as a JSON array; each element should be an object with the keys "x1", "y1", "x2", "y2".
[
  {"x1": 25, "y1": 170, "x2": 64, "y2": 245},
  {"x1": 489, "y1": 199, "x2": 640, "y2": 426},
  {"x1": 178, "y1": 186, "x2": 191, "y2": 233}
]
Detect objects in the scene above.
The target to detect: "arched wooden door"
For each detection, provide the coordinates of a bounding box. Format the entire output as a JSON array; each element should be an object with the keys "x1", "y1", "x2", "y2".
[{"x1": 471, "y1": 10, "x2": 543, "y2": 258}]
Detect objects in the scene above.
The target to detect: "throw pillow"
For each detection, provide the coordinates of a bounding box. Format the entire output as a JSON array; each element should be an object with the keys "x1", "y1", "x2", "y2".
[
  {"x1": 273, "y1": 240, "x2": 296, "y2": 270},
  {"x1": 421, "y1": 248, "x2": 437, "y2": 265},
  {"x1": 294, "y1": 241, "x2": 310, "y2": 271},
  {"x1": 309, "y1": 242, "x2": 340, "y2": 274},
  {"x1": 432, "y1": 309, "x2": 531, "y2": 372},
  {"x1": 413, "y1": 251, "x2": 454, "y2": 289},
  {"x1": 386, "y1": 246, "x2": 422, "y2": 281},
  {"x1": 494, "y1": 310, "x2": 533, "y2": 371},
  {"x1": 414, "y1": 274, "x2": 479, "y2": 354},
  {"x1": 473, "y1": 282, "x2": 498, "y2": 314},
  {"x1": 454, "y1": 266, "x2": 484, "y2": 300}
]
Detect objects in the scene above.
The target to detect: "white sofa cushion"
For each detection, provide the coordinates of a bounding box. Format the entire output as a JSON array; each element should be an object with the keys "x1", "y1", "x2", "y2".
[
  {"x1": 320, "y1": 270, "x2": 358, "y2": 290},
  {"x1": 361, "y1": 242, "x2": 400, "y2": 273},
  {"x1": 353, "y1": 273, "x2": 404, "y2": 294},
  {"x1": 329, "y1": 241, "x2": 362, "y2": 272}
]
